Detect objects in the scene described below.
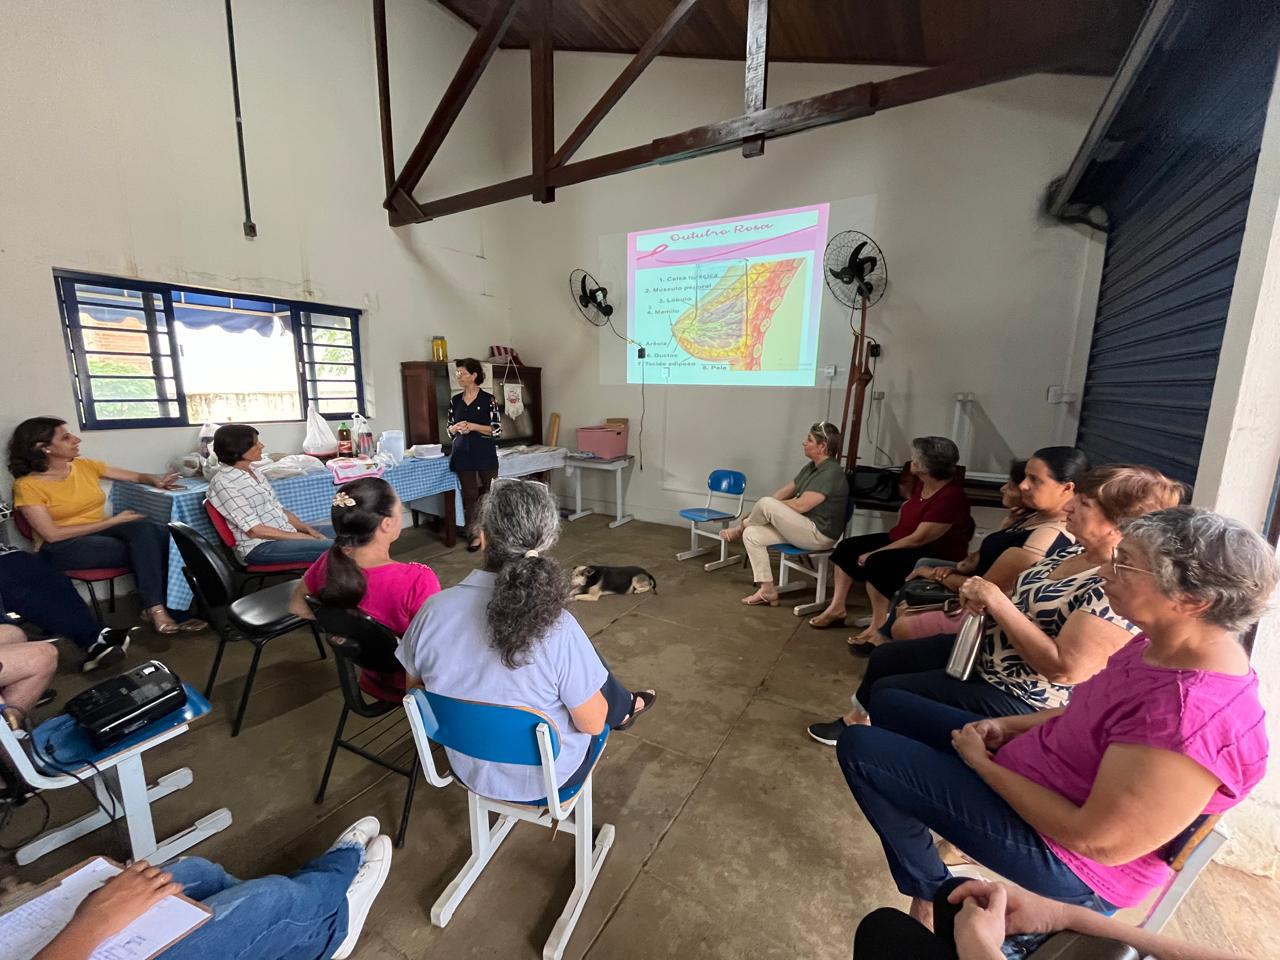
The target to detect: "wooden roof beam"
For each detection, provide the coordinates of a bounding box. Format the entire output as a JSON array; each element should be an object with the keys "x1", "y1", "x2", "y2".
[
  {"x1": 742, "y1": 0, "x2": 769, "y2": 157},
  {"x1": 385, "y1": 0, "x2": 522, "y2": 206},
  {"x1": 550, "y1": 0, "x2": 703, "y2": 167}
]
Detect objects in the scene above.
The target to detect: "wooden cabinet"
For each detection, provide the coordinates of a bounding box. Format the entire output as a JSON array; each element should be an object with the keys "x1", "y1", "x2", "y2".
[{"x1": 400, "y1": 361, "x2": 543, "y2": 450}]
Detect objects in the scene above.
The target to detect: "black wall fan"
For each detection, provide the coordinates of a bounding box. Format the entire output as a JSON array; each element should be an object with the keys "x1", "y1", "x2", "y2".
[{"x1": 570, "y1": 269, "x2": 614, "y2": 326}]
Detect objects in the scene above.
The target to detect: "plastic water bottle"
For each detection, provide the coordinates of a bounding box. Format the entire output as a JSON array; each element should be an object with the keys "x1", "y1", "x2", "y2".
[{"x1": 355, "y1": 417, "x2": 374, "y2": 457}]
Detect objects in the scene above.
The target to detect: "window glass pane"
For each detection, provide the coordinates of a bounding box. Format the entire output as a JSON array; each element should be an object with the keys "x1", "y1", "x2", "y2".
[
  {"x1": 174, "y1": 301, "x2": 301, "y2": 423},
  {"x1": 75, "y1": 284, "x2": 143, "y2": 307},
  {"x1": 316, "y1": 380, "x2": 357, "y2": 398},
  {"x1": 308, "y1": 327, "x2": 353, "y2": 348},
  {"x1": 82, "y1": 329, "x2": 151, "y2": 354},
  {"x1": 94, "y1": 400, "x2": 162, "y2": 420},
  {"x1": 90, "y1": 377, "x2": 159, "y2": 400},
  {"x1": 317, "y1": 398, "x2": 358, "y2": 414},
  {"x1": 303, "y1": 314, "x2": 351, "y2": 330},
  {"x1": 76, "y1": 305, "x2": 147, "y2": 329},
  {"x1": 86, "y1": 354, "x2": 153, "y2": 376},
  {"x1": 314, "y1": 362, "x2": 354, "y2": 380},
  {"x1": 309, "y1": 345, "x2": 354, "y2": 367}
]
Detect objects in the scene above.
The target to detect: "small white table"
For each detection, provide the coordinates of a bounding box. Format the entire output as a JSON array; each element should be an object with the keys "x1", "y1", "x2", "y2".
[{"x1": 564, "y1": 455, "x2": 634, "y2": 528}]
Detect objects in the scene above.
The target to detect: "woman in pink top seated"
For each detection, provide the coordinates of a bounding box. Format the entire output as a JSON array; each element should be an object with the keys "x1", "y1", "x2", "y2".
[
  {"x1": 837, "y1": 506, "x2": 1275, "y2": 934},
  {"x1": 289, "y1": 477, "x2": 440, "y2": 701}
]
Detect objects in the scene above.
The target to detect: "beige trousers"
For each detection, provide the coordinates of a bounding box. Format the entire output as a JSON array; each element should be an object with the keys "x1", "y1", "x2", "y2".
[{"x1": 742, "y1": 496, "x2": 837, "y2": 583}]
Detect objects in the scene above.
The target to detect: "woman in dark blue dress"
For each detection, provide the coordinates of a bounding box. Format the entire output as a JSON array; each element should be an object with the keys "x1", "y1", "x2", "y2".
[{"x1": 447, "y1": 358, "x2": 502, "y2": 551}]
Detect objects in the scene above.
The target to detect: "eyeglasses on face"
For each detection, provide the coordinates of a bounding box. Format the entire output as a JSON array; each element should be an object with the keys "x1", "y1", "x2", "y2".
[{"x1": 1108, "y1": 546, "x2": 1155, "y2": 584}]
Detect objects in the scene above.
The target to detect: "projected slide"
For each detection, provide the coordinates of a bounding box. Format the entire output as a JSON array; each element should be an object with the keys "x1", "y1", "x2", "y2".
[{"x1": 626, "y1": 203, "x2": 829, "y2": 386}]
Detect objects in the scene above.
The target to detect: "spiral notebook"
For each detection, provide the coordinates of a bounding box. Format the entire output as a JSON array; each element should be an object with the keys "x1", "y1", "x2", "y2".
[{"x1": 1, "y1": 857, "x2": 211, "y2": 960}]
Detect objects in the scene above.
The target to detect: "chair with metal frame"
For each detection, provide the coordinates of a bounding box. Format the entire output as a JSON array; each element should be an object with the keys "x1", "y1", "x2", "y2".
[
  {"x1": 769, "y1": 495, "x2": 856, "y2": 616},
  {"x1": 168, "y1": 521, "x2": 324, "y2": 737},
  {"x1": 12, "y1": 511, "x2": 130, "y2": 621},
  {"x1": 307, "y1": 597, "x2": 419, "y2": 848},
  {"x1": 0, "y1": 684, "x2": 231, "y2": 866},
  {"x1": 203, "y1": 499, "x2": 312, "y2": 596},
  {"x1": 402, "y1": 688, "x2": 613, "y2": 960},
  {"x1": 675, "y1": 469, "x2": 748, "y2": 571}
]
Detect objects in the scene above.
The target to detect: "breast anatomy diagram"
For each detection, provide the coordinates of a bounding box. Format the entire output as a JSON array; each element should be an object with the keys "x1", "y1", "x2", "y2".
[{"x1": 626, "y1": 204, "x2": 829, "y2": 387}]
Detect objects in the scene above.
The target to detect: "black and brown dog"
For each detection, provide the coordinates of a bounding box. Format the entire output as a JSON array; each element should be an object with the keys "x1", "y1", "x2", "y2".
[{"x1": 569, "y1": 565, "x2": 658, "y2": 601}]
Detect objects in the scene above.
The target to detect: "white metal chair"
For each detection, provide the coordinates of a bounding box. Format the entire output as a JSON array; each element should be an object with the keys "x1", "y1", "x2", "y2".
[
  {"x1": 1, "y1": 684, "x2": 232, "y2": 866},
  {"x1": 403, "y1": 688, "x2": 613, "y2": 960},
  {"x1": 676, "y1": 469, "x2": 747, "y2": 571}
]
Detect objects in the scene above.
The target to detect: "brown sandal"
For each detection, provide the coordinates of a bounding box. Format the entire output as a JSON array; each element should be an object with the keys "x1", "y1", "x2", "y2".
[{"x1": 808, "y1": 612, "x2": 847, "y2": 629}]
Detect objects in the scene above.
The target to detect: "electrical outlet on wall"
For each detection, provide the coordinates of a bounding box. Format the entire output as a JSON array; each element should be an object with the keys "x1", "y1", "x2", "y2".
[
  {"x1": 821, "y1": 364, "x2": 837, "y2": 378},
  {"x1": 1046, "y1": 385, "x2": 1079, "y2": 404}
]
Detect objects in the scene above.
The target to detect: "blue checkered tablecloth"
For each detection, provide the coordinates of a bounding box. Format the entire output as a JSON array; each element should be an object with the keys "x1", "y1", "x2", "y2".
[{"x1": 111, "y1": 458, "x2": 462, "y2": 610}]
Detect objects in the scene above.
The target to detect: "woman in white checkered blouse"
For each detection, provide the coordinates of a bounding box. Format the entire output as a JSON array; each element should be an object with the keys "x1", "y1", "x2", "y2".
[{"x1": 207, "y1": 424, "x2": 334, "y2": 565}]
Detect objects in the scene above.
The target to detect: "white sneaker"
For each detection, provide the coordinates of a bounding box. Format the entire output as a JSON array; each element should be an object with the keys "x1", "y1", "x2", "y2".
[
  {"x1": 328, "y1": 816, "x2": 381, "y2": 853},
  {"x1": 331, "y1": 834, "x2": 392, "y2": 960}
]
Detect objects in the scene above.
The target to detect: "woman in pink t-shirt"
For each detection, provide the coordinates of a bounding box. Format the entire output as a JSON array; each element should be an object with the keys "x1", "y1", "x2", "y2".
[
  {"x1": 837, "y1": 506, "x2": 1275, "y2": 931},
  {"x1": 289, "y1": 478, "x2": 440, "y2": 701}
]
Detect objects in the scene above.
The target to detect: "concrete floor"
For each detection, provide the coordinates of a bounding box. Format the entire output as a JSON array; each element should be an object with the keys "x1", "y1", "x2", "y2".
[{"x1": 3, "y1": 516, "x2": 1277, "y2": 958}]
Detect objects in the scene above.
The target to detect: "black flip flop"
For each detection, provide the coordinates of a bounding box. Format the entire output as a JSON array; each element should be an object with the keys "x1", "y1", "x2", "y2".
[
  {"x1": 847, "y1": 641, "x2": 880, "y2": 657},
  {"x1": 615, "y1": 689, "x2": 657, "y2": 731}
]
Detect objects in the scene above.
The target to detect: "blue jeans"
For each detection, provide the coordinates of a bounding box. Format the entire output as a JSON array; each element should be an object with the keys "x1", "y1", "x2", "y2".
[
  {"x1": 854, "y1": 635, "x2": 1036, "y2": 719},
  {"x1": 245, "y1": 523, "x2": 335, "y2": 565},
  {"x1": 158, "y1": 846, "x2": 358, "y2": 960},
  {"x1": 39, "y1": 519, "x2": 171, "y2": 610},
  {"x1": 837, "y1": 689, "x2": 1111, "y2": 911},
  {"x1": 0, "y1": 550, "x2": 102, "y2": 649}
]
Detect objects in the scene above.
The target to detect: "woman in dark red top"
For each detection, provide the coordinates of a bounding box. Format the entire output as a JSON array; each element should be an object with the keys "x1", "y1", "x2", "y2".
[{"x1": 811, "y1": 436, "x2": 972, "y2": 652}]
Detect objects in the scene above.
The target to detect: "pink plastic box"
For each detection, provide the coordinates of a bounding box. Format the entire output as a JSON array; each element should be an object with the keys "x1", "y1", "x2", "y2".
[{"x1": 575, "y1": 425, "x2": 628, "y2": 459}]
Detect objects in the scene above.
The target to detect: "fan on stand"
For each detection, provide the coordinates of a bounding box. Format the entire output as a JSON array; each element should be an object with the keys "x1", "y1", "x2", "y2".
[{"x1": 824, "y1": 231, "x2": 888, "y2": 468}]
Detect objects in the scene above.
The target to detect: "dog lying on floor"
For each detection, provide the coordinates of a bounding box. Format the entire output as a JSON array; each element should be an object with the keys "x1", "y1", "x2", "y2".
[{"x1": 569, "y1": 565, "x2": 658, "y2": 601}]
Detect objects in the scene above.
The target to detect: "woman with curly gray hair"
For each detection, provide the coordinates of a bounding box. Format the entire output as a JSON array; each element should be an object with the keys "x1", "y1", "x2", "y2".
[
  {"x1": 839, "y1": 505, "x2": 1277, "y2": 930},
  {"x1": 396, "y1": 478, "x2": 655, "y2": 802}
]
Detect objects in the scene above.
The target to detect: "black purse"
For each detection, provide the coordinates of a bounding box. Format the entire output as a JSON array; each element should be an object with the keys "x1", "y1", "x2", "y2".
[{"x1": 898, "y1": 579, "x2": 959, "y2": 610}]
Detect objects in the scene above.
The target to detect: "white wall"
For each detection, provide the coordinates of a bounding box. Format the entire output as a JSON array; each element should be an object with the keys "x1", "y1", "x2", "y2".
[
  {"x1": 0, "y1": 0, "x2": 514, "y2": 477},
  {"x1": 484, "y1": 52, "x2": 1109, "y2": 519}
]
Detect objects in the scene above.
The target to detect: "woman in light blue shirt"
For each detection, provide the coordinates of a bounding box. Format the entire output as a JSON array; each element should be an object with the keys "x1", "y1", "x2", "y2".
[{"x1": 398, "y1": 479, "x2": 656, "y2": 802}]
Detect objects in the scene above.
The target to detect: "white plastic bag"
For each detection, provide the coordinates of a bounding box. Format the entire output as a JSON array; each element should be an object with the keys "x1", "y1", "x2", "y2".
[
  {"x1": 259, "y1": 454, "x2": 328, "y2": 479},
  {"x1": 302, "y1": 405, "x2": 339, "y2": 456}
]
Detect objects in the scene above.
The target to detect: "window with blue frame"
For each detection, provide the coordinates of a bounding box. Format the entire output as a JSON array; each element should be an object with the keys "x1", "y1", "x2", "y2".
[{"x1": 54, "y1": 271, "x2": 365, "y2": 429}]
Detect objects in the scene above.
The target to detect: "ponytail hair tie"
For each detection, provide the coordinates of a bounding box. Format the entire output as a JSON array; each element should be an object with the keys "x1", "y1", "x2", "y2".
[{"x1": 524, "y1": 549, "x2": 540, "y2": 559}]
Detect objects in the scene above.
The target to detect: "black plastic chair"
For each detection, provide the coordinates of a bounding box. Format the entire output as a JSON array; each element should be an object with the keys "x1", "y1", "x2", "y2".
[
  {"x1": 168, "y1": 522, "x2": 325, "y2": 737},
  {"x1": 306, "y1": 597, "x2": 419, "y2": 847}
]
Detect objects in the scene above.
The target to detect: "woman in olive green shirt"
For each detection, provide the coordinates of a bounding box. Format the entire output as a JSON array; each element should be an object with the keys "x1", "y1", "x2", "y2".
[{"x1": 721, "y1": 422, "x2": 850, "y2": 606}]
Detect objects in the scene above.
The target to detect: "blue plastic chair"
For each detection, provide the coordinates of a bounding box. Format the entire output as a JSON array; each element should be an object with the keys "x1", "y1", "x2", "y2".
[
  {"x1": 1, "y1": 683, "x2": 232, "y2": 866},
  {"x1": 402, "y1": 689, "x2": 614, "y2": 960},
  {"x1": 768, "y1": 492, "x2": 855, "y2": 616},
  {"x1": 676, "y1": 469, "x2": 748, "y2": 571}
]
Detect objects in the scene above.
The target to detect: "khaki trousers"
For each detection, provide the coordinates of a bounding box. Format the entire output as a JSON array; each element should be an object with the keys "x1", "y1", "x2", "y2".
[{"x1": 742, "y1": 496, "x2": 837, "y2": 583}]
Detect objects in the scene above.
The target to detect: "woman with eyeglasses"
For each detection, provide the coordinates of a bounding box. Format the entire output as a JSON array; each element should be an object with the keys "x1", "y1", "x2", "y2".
[
  {"x1": 808, "y1": 465, "x2": 1184, "y2": 745},
  {"x1": 719, "y1": 421, "x2": 851, "y2": 607},
  {"x1": 809, "y1": 436, "x2": 972, "y2": 645},
  {"x1": 836, "y1": 506, "x2": 1274, "y2": 936}
]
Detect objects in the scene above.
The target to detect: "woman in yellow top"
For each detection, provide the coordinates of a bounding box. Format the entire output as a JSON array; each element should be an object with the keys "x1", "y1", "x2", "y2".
[{"x1": 8, "y1": 417, "x2": 205, "y2": 634}]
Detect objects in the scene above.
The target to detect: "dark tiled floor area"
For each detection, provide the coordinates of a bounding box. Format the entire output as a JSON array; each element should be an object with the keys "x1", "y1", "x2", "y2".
[{"x1": 2, "y1": 517, "x2": 1276, "y2": 958}]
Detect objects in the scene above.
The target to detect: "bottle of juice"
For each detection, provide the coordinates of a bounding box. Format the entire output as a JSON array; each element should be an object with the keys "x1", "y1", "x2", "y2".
[{"x1": 337, "y1": 421, "x2": 353, "y2": 455}]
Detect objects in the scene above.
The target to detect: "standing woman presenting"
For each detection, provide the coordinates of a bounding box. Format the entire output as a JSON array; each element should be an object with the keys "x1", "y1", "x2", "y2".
[{"x1": 447, "y1": 358, "x2": 502, "y2": 552}]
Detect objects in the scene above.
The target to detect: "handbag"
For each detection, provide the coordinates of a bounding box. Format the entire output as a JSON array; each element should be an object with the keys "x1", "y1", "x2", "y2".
[
  {"x1": 848, "y1": 465, "x2": 902, "y2": 503},
  {"x1": 899, "y1": 579, "x2": 958, "y2": 610}
]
